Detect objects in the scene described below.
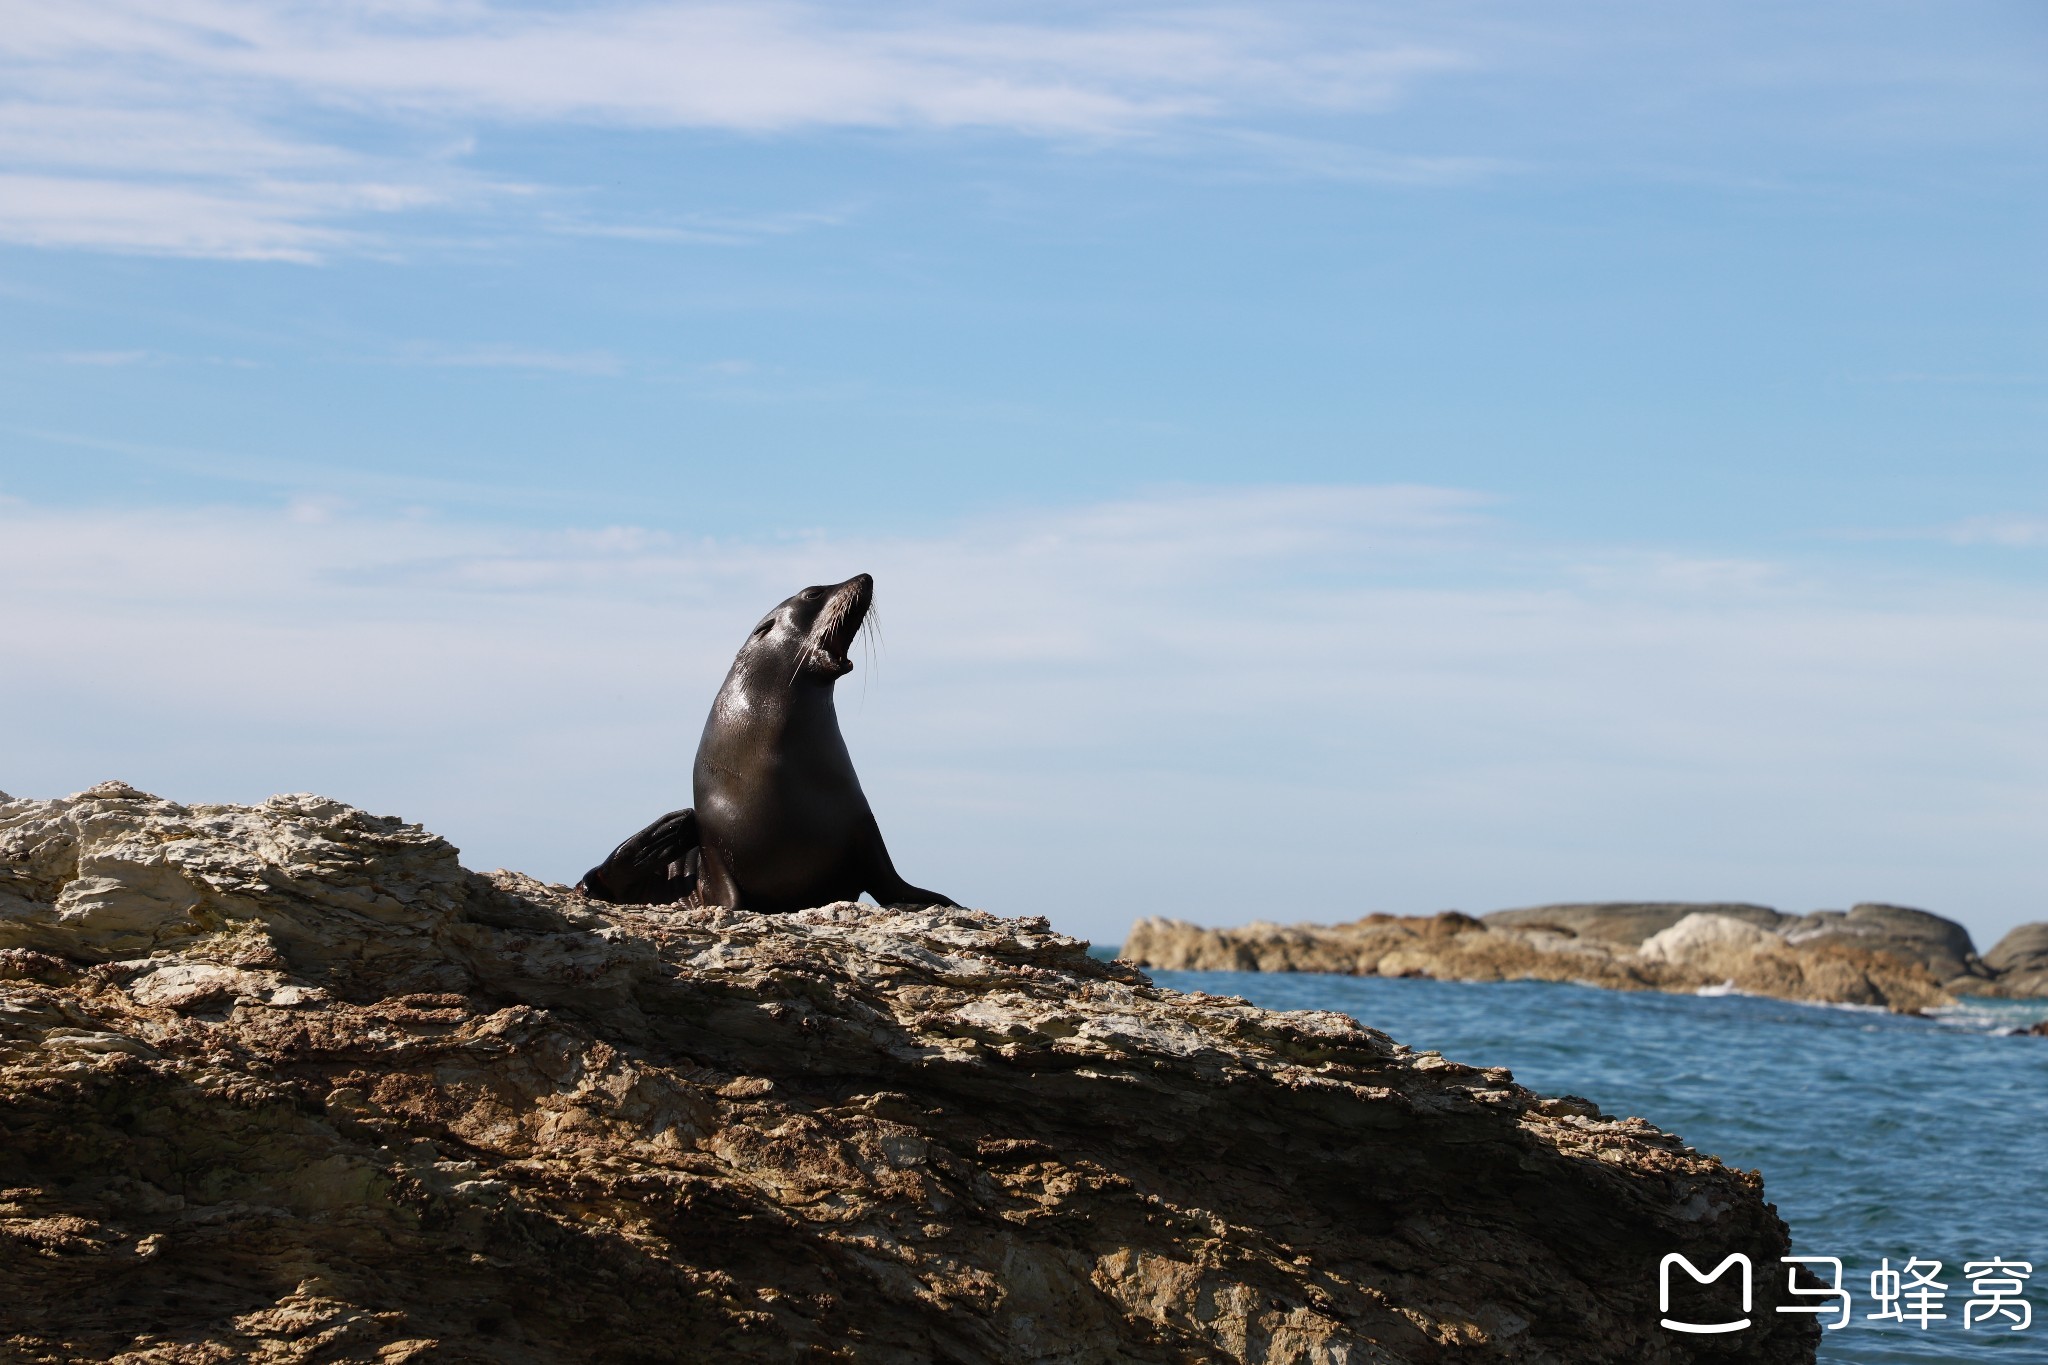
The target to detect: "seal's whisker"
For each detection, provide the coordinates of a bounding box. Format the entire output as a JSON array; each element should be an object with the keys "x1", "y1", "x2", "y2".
[{"x1": 860, "y1": 603, "x2": 879, "y2": 700}]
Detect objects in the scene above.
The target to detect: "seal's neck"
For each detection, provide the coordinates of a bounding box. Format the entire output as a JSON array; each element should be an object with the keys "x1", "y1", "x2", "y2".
[{"x1": 717, "y1": 657, "x2": 840, "y2": 730}]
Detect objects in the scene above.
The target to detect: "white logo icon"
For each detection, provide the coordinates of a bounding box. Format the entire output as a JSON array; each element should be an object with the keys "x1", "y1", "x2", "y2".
[{"x1": 1660, "y1": 1253, "x2": 1753, "y2": 1334}]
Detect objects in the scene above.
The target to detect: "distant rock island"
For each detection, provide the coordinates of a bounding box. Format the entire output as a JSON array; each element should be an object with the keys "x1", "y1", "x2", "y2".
[
  {"x1": 1125, "y1": 902, "x2": 2048, "y2": 1014},
  {"x1": 0, "y1": 783, "x2": 1818, "y2": 1362}
]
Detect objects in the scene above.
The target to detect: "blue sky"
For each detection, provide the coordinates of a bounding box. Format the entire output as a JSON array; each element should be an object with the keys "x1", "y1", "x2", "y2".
[{"x1": 3, "y1": 2, "x2": 2045, "y2": 950}]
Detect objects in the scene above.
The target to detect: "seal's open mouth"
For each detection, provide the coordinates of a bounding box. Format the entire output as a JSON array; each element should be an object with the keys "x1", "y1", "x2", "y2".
[{"x1": 810, "y1": 573, "x2": 872, "y2": 675}]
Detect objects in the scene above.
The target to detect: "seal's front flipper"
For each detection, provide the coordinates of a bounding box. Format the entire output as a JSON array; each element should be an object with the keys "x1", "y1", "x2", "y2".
[
  {"x1": 694, "y1": 841, "x2": 744, "y2": 910},
  {"x1": 860, "y1": 815, "x2": 957, "y2": 909},
  {"x1": 577, "y1": 808, "x2": 699, "y2": 905}
]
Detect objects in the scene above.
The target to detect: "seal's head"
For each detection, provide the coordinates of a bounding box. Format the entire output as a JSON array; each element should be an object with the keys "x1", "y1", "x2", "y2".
[{"x1": 743, "y1": 572, "x2": 874, "y2": 680}]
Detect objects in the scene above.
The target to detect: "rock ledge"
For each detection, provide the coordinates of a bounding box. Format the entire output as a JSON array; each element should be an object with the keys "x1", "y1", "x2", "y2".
[
  {"x1": 1, "y1": 785, "x2": 1812, "y2": 1363},
  {"x1": 1125, "y1": 899, "x2": 2045, "y2": 1014}
]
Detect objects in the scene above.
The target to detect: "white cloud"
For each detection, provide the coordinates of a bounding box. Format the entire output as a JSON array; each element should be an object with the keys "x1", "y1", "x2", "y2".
[
  {"x1": 0, "y1": 1, "x2": 1471, "y2": 258},
  {"x1": 1872, "y1": 373, "x2": 2047, "y2": 387},
  {"x1": 541, "y1": 204, "x2": 859, "y2": 247},
  {"x1": 1940, "y1": 516, "x2": 2048, "y2": 548},
  {"x1": 391, "y1": 342, "x2": 625, "y2": 375},
  {"x1": 2, "y1": 485, "x2": 2044, "y2": 950},
  {"x1": 5, "y1": 3, "x2": 1462, "y2": 133},
  {"x1": 2, "y1": 1, "x2": 2031, "y2": 261},
  {"x1": 1215, "y1": 131, "x2": 1504, "y2": 185},
  {"x1": 0, "y1": 103, "x2": 351, "y2": 178},
  {"x1": 0, "y1": 173, "x2": 347, "y2": 261},
  {"x1": 1839, "y1": 514, "x2": 2048, "y2": 550},
  {"x1": 52, "y1": 348, "x2": 152, "y2": 366},
  {"x1": 0, "y1": 169, "x2": 467, "y2": 261}
]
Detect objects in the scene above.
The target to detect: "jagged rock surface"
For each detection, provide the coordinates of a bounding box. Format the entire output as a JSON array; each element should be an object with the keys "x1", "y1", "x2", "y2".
[
  {"x1": 1121, "y1": 897, "x2": 2024, "y2": 1014},
  {"x1": 0, "y1": 784, "x2": 1814, "y2": 1364}
]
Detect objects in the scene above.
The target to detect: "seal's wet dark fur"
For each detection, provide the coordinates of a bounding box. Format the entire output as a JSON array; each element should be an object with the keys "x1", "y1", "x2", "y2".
[{"x1": 579, "y1": 574, "x2": 955, "y2": 911}]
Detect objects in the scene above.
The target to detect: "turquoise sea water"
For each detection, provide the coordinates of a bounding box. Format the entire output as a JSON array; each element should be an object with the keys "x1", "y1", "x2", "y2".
[{"x1": 1144, "y1": 969, "x2": 2048, "y2": 1364}]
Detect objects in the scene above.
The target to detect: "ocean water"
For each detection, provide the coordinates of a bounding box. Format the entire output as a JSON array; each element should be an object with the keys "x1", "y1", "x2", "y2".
[{"x1": 1144, "y1": 969, "x2": 2048, "y2": 1364}]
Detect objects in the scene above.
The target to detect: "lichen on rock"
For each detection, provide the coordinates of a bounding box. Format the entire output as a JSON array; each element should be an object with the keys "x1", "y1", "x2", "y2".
[{"x1": 1, "y1": 784, "x2": 1815, "y2": 1362}]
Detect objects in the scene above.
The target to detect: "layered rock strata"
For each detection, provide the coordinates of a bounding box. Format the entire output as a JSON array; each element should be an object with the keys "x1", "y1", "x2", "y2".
[
  {"x1": 1125, "y1": 900, "x2": 2047, "y2": 1014},
  {"x1": 0, "y1": 783, "x2": 1813, "y2": 1363}
]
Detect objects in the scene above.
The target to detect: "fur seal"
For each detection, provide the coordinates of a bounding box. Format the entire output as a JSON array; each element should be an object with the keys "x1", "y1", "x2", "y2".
[{"x1": 578, "y1": 573, "x2": 956, "y2": 912}]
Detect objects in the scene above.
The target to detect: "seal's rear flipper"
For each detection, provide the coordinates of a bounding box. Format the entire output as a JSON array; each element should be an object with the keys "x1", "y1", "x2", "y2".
[
  {"x1": 859, "y1": 814, "x2": 957, "y2": 909},
  {"x1": 577, "y1": 808, "x2": 700, "y2": 905}
]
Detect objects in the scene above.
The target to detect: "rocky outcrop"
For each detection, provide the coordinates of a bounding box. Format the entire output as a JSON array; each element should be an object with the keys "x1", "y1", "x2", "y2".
[
  {"x1": 1774, "y1": 904, "x2": 1996, "y2": 992},
  {"x1": 1986, "y1": 922, "x2": 2048, "y2": 1000},
  {"x1": 1121, "y1": 898, "x2": 2026, "y2": 1014},
  {"x1": 1476, "y1": 902, "x2": 2004, "y2": 994},
  {"x1": 1482, "y1": 903, "x2": 1785, "y2": 949},
  {"x1": 0, "y1": 783, "x2": 1816, "y2": 1364}
]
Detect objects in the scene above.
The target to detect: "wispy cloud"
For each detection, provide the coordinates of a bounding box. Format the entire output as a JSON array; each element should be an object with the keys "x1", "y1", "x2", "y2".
[
  {"x1": 1936, "y1": 516, "x2": 2048, "y2": 548},
  {"x1": 0, "y1": 171, "x2": 370, "y2": 262},
  {"x1": 50, "y1": 348, "x2": 152, "y2": 366},
  {"x1": 3, "y1": 484, "x2": 2044, "y2": 945},
  {"x1": 0, "y1": 1, "x2": 1471, "y2": 259},
  {"x1": 3, "y1": 423, "x2": 607, "y2": 514},
  {"x1": 541, "y1": 204, "x2": 860, "y2": 247},
  {"x1": 41, "y1": 348, "x2": 262, "y2": 368},
  {"x1": 390, "y1": 342, "x2": 626, "y2": 375},
  {"x1": 1214, "y1": 131, "x2": 1505, "y2": 185},
  {"x1": 1864, "y1": 372, "x2": 2048, "y2": 387},
  {"x1": 1834, "y1": 514, "x2": 2048, "y2": 550},
  {"x1": 5, "y1": 3, "x2": 1462, "y2": 133}
]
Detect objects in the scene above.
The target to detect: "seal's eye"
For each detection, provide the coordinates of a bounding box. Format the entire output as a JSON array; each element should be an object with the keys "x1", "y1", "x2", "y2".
[{"x1": 800, "y1": 588, "x2": 823, "y2": 601}]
